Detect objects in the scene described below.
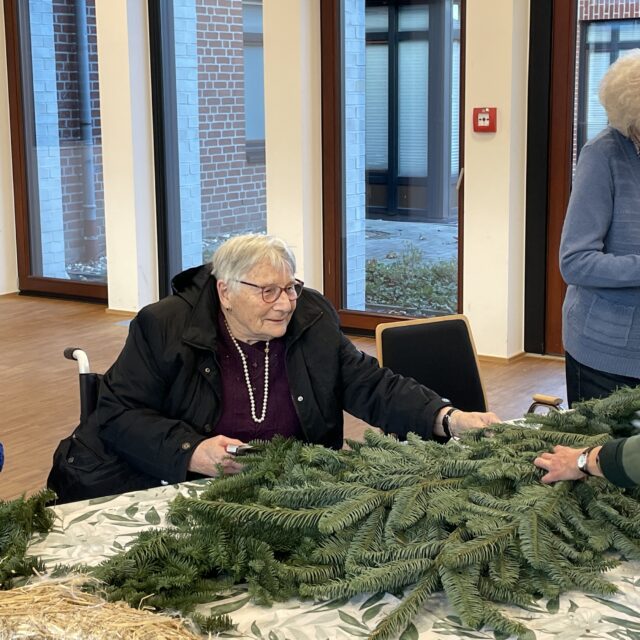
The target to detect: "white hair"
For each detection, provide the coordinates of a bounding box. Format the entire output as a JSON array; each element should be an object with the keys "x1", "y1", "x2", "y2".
[
  {"x1": 210, "y1": 234, "x2": 297, "y2": 289},
  {"x1": 599, "y1": 48, "x2": 640, "y2": 137}
]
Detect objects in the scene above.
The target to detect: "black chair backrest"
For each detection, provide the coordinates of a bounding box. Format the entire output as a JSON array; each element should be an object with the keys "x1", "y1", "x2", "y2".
[{"x1": 376, "y1": 315, "x2": 487, "y2": 413}]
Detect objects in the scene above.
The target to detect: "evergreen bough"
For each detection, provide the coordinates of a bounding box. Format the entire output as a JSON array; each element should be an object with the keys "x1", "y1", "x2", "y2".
[
  {"x1": 89, "y1": 386, "x2": 640, "y2": 640},
  {"x1": 0, "y1": 489, "x2": 56, "y2": 589}
]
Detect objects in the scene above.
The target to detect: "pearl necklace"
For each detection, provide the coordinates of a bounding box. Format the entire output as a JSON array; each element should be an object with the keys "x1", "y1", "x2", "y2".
[{"x1": 224, "y1": 318, "x2": 270, "y2": 423}]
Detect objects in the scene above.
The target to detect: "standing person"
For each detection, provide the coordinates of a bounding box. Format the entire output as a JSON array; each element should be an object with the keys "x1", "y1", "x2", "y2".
[
  {"x1": 48, "y1": 234, "x2": 500, "y2": 502},
  {"x1": 560, "y1": 49, "x2": 640, "y2": 406}
]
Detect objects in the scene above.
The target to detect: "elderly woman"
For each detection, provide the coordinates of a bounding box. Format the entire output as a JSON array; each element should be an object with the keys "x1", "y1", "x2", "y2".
[
  {"x1": 560, "y1": 49, "x2": 640, "y2": 406},
  {"x1": 532, "y1": 51, "x2": 640, "y2": 488},
  {"x1": 49, "y1": 234, "x2": 499, "y2": 502}
]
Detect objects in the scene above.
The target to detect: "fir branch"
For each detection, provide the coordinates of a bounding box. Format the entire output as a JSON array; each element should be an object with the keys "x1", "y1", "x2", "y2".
[
  {"x1": 182, "y1": 498, "x2": 324, "y2": 533},
  {"x1": 480, "y1": 603, "x2": 536, "y2": 640},
  {"x1": 438, "y1": 565, "x2": 484, "y2": 629},
  {"x1": 304, "y1": 557, "x2": 436, "y2": 601},
  {"x1": 318, "y1": 491, "x2": 387, "y2": 535},
  {"x1": 191, "y1": 612, "x2": 236, "y2": 634},
  {"x1": 80, "y1": 384, "x2": 640, "y2": 640},
  {"x1": 353, "y1": 540, "x2": 444, "y2": 566},
  {"x1": 369, "y1": 569, "x2": 440, "y2": 640},
  {"x1": 439, "y1": 525, "x2": 517, "y2": 569},
  {"x1": 487, "y1": 545, "x2": 520, "y2": 588},
  {"x1": 0, "y1": 489, "x2": 56, "y2": 589}
]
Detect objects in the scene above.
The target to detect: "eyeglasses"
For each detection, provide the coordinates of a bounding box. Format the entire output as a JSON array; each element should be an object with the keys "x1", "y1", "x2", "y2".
[{"x1": 237, "y1": 279, "x2": 304, "y2": 303}]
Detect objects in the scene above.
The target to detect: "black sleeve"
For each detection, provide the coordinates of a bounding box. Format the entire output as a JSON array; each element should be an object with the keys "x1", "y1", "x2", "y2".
[
  {"x1": 97, "y1": 310, "x2": 207, "y2": 483},
  {"x1": 598, "y1": 436, "x2": 640, "y2": 488},
  {"x1": 338, "y1": 332, "x2": 450, "y2": 441}
]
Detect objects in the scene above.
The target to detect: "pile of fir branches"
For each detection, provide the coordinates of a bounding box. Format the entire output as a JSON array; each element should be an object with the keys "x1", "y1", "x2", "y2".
[
  {"x1": 0, "y1": 489, "x2": 56, "y2": 589},
  {"x1": 89, "y1": 386, "x2": 640, "y2": 640}
]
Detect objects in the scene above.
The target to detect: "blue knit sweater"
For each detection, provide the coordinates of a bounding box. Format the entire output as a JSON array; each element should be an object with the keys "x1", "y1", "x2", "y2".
[{"x1": 560, "y1": 127, "x2": 640, "y2": 378}]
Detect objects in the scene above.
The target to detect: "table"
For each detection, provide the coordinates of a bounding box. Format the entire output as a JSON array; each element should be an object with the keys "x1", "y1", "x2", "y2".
[{"x1": 27, "y1": 482, "x2": 640, "y2": 640}]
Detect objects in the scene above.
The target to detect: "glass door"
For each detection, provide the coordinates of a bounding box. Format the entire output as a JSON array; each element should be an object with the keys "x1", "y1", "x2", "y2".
[
  {"x1": 323, "y1": 0, "x2": 462, "y2": 329},
  {"x1": 149, "y1": 0, "x2": 267, "y2": 295},
  {"x1": 542, "y1": 1, "x2": 640, "y2": 355},
  {"x1": 6, "y1": 0, "x2": 107, "y2": 299}
]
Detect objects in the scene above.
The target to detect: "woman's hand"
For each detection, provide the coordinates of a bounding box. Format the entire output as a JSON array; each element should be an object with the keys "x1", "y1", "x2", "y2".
[{"x1": 188, "y1": 435, "x2": 246, "y2": 476}]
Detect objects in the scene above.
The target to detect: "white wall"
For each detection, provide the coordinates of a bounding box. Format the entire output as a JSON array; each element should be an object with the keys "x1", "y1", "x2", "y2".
[
  {"x1": 95, "y1": 0, "x2": 158, "y2": 311},
  {"x1": 463, "y1": 0, "x2": 530, "y2": 358},
  {"x1": 0, "y1": 5, "x2": 17, "y2": 295},
  {"x1": 263, "y1": 0, "x2": 323, "y2": 290}
]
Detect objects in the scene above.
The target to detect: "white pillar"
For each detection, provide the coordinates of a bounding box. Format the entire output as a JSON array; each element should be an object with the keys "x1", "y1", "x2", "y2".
[
  {"x1": 263, "y1": 0, "x2": 323, "y2": 289},
  {"x1": 95, "y1": 0, "x2": 157, "y2": 311},
  {"x1": 463, "y1": 0, "x2": 529, "y2": 358}
]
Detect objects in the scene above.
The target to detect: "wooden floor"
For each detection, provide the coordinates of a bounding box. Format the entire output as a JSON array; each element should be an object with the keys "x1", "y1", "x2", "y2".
[{"x1": 0, "y1": 293, "x2": 566, "y2": 501}]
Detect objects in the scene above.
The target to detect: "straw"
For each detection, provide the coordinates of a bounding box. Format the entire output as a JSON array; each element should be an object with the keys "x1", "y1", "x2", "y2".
[{"x1": 0, "y1": 577, "x2": 202, "y2": 639}]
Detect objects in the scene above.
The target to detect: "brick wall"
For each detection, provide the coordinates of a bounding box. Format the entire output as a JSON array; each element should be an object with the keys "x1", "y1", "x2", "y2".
[
  {"x1": 196, "y1": 0, "x2": 266, "y2": 242},
  {"x1": 46, "y1": 0, "x2": 266, "y2": 271},
  {"x1": 579, "y1": 0, "x2": 640, "y2": 20},
  {"x1": 52, "y1": 0, "x2": 105, "y2": 265}
]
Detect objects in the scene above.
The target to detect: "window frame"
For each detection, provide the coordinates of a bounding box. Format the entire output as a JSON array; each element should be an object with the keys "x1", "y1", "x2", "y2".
[
  {"x1": 320, "y1": 0, "x2": 465, "y2": 331},
  {"x1": 576, "y1": 19, "x2": 640, "y2": 152},
  {"x1": 148, "y1": 0, "x2": 182, "y2": 299},
  {"x1": 3, "y1": 0, "x2": 107, "y2": 300},
  {"x1": 365, "y1": 0, "x2": 454, "y2": 222}
]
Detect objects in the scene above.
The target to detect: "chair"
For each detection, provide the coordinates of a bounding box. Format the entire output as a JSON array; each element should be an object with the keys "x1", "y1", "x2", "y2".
[
  {"x1": 376, "y1": 315, "x2": 487, "y2": 412},
  {"x1": 49, "y1": 348, "x2": 158, "y2": 504}
]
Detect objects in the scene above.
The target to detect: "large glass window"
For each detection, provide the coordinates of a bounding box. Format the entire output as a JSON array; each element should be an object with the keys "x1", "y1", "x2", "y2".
[
  {"x1": 150, "y1": 0, "x2": 267, "y2": 294},
  {"x1": 340, "y1": 0, "x2": 461, "y2": 321},
  {"x1": 576, "y1": 18, "x2": 640, "y2": 153},
  {"x1": 6, "y1": 0, "x2": 106, "y2": 297}
]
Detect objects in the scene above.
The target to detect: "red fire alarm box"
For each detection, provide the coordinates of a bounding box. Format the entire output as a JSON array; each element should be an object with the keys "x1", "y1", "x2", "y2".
[{"x1": 473, "y1": 107, "x2": 497, "y2": 133}]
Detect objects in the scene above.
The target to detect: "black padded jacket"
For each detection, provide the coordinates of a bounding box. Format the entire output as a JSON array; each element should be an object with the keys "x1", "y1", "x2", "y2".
[{"x1": 94, "y1": 265, "x2": 449, "y2": 486}]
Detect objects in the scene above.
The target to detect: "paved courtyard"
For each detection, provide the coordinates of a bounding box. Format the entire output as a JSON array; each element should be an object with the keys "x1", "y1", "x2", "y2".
[{"x1": 365, "y1": 218, "x2": 458, "y2": 265}]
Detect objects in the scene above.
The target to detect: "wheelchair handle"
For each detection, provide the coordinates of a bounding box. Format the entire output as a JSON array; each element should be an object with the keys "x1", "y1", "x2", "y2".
[{"x1": 64, "y1": 347, "x2": 91, "y2": 375}]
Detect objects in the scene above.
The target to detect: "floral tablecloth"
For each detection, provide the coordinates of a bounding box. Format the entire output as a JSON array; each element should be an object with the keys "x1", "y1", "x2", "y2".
[{"x1": 28, "y1": 482, "x2": 640, "y2": 640}]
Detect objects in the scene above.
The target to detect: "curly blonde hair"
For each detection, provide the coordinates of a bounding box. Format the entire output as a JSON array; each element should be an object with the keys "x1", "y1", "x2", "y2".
[{"x1": 599, "y1": 48, "x2": 640, "y2": 137}]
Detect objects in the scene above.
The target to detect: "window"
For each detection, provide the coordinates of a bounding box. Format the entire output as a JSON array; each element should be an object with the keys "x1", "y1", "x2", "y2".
[
  {"x1": 322, "y1": 0, "x2": 462, "y2": 328},
  {"x1": 576, "y1": 19, "x2": 640, "y2": 152},
  {"x1": 365, "y1": 2, "x2": 459, "y2": 221},
  {"x1": 524, "y1": 1, "x2": 640, "y2": 355},
  {"x1": 243, "y1": 1, "x2": 265, "y2": 163},
  {"x1": 6, "y1": 0, "x2": 106, "y2": 298},
  {"x1": 150, "y1": 0, "x2": 267, "y2": 295}
]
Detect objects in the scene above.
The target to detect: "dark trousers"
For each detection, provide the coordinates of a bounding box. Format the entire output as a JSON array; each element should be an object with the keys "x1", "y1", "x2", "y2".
[{"x1": 565, "y1": 351, "x2": 640, "y2": 407}]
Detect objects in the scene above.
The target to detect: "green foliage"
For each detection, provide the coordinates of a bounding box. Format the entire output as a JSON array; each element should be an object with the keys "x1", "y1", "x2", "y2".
[
  {"x1": 190, "y1": 612, "x2": 235, "y2": 634},
  {"x1": 528, "y1": 385, "x2": 640, "y2": 435},
  {"x1": 0, "y1": 489, "x2": 56, "y2": 589},
  {"x1": 366, "y1": 244, "x2": 457, "y2": 314},
  {"x1": 90, "y1": 386, "x2": 640, "y2": 639}
]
